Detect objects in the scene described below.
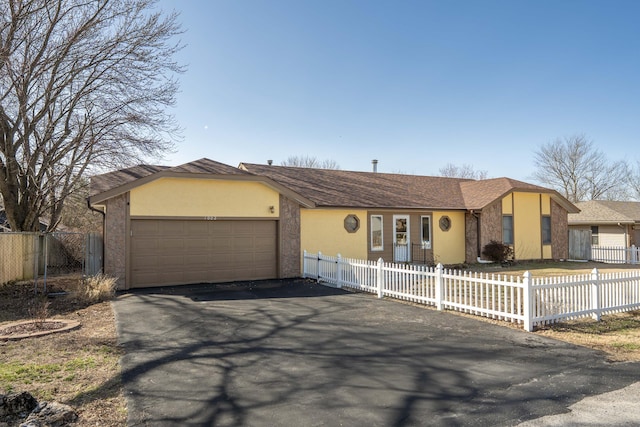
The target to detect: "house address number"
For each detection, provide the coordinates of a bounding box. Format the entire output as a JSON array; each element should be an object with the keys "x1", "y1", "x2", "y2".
[{"x1": 204, "y1": 216, "x2": 217, "y2": 221}]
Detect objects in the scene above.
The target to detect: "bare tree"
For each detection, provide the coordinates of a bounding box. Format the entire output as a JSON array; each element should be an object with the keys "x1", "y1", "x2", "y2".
[
  {"x1": 629, "y1": 160, "x2": 640, "y2": 201},
  {"x1": 439, "y1": 163, "x2": 488, "y2": 180},
  {"x1": 0, "y1": 0, "x2": 184, "y2": 231},
  {"x1": 531, "y1": 135, "x2": 629, "y2": 202},
  {"x1": 281, "y1": 156, "x2": 340, "y2": 169}
]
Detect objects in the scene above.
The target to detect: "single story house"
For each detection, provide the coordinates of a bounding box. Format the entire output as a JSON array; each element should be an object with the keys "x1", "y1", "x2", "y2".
[
  {"x1": 88, "y1": 158, "x2": 579, "y2": 289},
  {"x1": 569, "y1": 200, "x2": 640, "y2": 247}
]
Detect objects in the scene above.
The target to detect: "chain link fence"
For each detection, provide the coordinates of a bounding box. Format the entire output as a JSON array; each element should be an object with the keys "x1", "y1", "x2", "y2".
[{"x1": 0, "y1": 232, "x2": 103, "y2": 289}]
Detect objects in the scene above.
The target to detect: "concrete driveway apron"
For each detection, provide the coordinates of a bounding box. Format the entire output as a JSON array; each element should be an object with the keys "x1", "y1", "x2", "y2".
[{"x1": 112, "y1": 280, "x2": 640, "y2": 426}]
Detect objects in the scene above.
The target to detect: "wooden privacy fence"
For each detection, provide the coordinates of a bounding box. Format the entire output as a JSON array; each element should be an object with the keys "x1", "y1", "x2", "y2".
[
  {"x1": 303, "y1": 251, "x2": 640, "y2": 332},
  {"x1": 0, "y1": 232, "x2": 103, "y2": 285},
  {"x1": 0, "y1": 233, "x2": 38, "y2": 284}
]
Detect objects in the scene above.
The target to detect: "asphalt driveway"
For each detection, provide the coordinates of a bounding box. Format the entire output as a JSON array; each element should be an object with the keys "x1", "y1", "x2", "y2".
[{"x1": 112, "y1": 279, "x2": 640, "y2": 426}]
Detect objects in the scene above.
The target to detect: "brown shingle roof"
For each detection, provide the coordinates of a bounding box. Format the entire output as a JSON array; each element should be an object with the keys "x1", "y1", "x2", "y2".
[
  {"x1": 89, "y1": 159, "x2": 251, "y2": 197},
  {"x1": 90, "y1": 158, "x2": 578, "y2": 212},
  {"x1": 169, "y1": 158, "x2": 253, "y2": 175},
  {"x1": 569, "y1": 200, "x2": 640, "y2": 224},
  {"x1": 239, "y1": 163, "x2": 472, "y2": 209},
  {"x1": 90, "y1": 164, "x2": 169, "y2": 196}
]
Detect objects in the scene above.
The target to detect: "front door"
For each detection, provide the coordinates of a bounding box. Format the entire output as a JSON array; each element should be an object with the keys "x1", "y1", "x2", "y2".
[{"x1": 393, "y1": 215, "x2": 410, "y2": 262}]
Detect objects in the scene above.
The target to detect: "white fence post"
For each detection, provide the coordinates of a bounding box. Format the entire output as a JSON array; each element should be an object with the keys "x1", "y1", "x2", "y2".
[
  {"x1": 435, "y1": 263, "x2": 444, "y2": 310},
  {"x1": 317, "y1": 251, "x2": 322, "y2": 283},
  {"x1": 303, "y1": 250, "x2": 308, "y2": 278},
  {"x1": 591, "y1": 268, "x2": 601, "y2": 321},
  {"x1": 336, "y1": 253, "x2": 342, "y2": 288},
  {"x1": 377, "y1": 258, "x2": 384, "y2": 298},
  {"x1": 523, "y1": 271, "x2": 533, "y2": 332}
]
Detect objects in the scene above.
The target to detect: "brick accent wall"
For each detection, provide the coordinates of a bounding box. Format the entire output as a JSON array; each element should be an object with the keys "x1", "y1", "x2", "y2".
[
  {"x1": 104, "y1": 193, "x2": 127, "y2": 288},
  {"x1": 465, "y1": 213, "x2": 478, "y2": 263},
  {"x1": 279, "y1": 195, "x2": 301, "y2": 278},
  {"x1": 551, "y1": 199, "x2": 569, "y2": 260},
  {"x1": 478, "y1": 201, "x2": 502, "y2": 260}
]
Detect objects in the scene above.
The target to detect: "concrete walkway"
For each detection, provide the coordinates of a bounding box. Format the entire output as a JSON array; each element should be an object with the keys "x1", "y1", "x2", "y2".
[{"x1": 112, "y1": 280, "x2": 640, "y2": 426}]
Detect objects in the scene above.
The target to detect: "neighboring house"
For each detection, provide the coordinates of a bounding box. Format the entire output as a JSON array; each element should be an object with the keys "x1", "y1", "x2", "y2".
[
  {"x1": 88, "y1": 158, "x2": 579, "y2": 290},
  {"x1": 0, "y1": 210, "x2": 48, "y2": 232},
  {"x1": 568, "y1": 200, "x2": 640, "y2": 247}
]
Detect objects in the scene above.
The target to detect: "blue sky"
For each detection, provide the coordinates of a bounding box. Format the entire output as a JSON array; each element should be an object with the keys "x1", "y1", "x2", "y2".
[{"x1": 156, "y1": 0, "x2": 640, "y2": 181}]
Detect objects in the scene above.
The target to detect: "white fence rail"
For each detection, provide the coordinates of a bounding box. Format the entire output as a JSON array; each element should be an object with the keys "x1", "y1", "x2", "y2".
[
  {"x1": 591, "y1": 245, "x2": 640, "y2": 264},
  {"x1": 303, "y1": 251, "x2": 640, "y2": 332}
]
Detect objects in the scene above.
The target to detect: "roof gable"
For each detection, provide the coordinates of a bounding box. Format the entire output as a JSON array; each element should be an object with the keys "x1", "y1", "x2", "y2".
[
  {"x1": 459, "y1": 177, "x2": 578, "y2": 212},
  {"x1": 89, "y1": 158, "x2": 314, "y2": 207}
]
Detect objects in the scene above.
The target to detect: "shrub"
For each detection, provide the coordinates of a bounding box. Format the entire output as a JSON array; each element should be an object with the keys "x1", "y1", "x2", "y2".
[
  {"x1": 28, "y1": 296, "x2": 50, "y2": 327},
  {"x1": 482, "y1": 240, "x2": 514, "y2": 263},
  {"x1": 75, "y1": 274, "x2": 117, "y2": 304}
]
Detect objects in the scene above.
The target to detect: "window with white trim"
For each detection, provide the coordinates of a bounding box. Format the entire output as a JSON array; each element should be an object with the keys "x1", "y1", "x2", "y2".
[
  {"x1": 371, "y1": 215, "x2": 383, "y2": 251},
  {"x1": 421, "y1": 216, "x2": 432, "y2": 249}
]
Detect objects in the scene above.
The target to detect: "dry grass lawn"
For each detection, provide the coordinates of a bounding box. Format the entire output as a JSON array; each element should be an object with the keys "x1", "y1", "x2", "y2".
[
  {"x1": 468, "y1": 260, "x2": 640, "y2": 362},
  {"x1": 0, "y1": 276, "x2": 126, "y2": 426},
  {"x1": 1, "y1": 261, "x2": 639, "y2": 425}
]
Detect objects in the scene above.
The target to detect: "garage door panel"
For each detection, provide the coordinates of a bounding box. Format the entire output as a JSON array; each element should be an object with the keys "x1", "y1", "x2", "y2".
[
  {"x1": 211, "y1": 221, "x2": 234, "y2": 234},
  {"x1": 234, "y1": 224, "x2": 257, "y2": 236},
  {"x1": 131, "y1": 219, "x2": 277, "y2": 288},
  {"x1": 255, "y1": 237, "x2": 276, "y2": 251},
  {"x1": 185, "y1": 221, "x2": 209, "y2": 235},
  {"x1": 209, "y1": 255, "x2": 233, "y2": 268},
  {"x1": 254, "y1": 251, "x2": 276, "y2": 263},
  {"x1": 133, "y1": 220, "x2": 161, "y2": 235},
  {"x1": 131, "y1": 239, "x2": 159, "y2": 252},
  {"x1": 234, "y1": 236, "x2": 255, "y2": 250},
  {"x1": 158, "y1": 221, "x2": 185, "y2": 236},
  {"x1": 186, "y1": 254, "x2": 209, "y2": 265},
  {"x1": 185, "y1": 238, "x2": 209, "y2": 251}
]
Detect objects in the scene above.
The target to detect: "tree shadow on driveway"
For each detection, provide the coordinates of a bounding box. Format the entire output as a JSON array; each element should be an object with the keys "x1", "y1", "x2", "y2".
[{"x1": 113, "y1": 279, "x2": 640, "y2": 426}]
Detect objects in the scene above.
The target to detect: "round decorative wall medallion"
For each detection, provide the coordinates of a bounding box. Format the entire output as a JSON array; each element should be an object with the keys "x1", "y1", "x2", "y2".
[
  {"x1": 344, "y1": 214, "x2": 360, "y2": 233},
  {"x1": 439, "y1": 216, "x2": 451, "y2": 231}
]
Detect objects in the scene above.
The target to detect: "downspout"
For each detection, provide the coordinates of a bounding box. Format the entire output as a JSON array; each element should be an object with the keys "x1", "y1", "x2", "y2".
[{"x1": 87, "y1": 198, "x2": 106, "y2": 273}]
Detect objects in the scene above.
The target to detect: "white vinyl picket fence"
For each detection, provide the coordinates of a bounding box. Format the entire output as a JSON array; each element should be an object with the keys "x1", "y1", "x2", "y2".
[
  {"x1": 303, "y1": 251, "x2": 640, "y2": 332},
  {"x1": 591, "y1": 245, "x2": 640, "y2": 264}
]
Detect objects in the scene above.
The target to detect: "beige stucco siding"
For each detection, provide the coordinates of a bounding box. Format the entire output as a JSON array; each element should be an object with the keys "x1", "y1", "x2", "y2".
[
  {"x1": 130, "y1": 177, "x2": 280, "y2": 218},
  {"x1": 433, "y1": 211, "x2": 466, "y2": 265},
  {"x1": 597, "y1": 225, "x2": 627, "y2": 247},
  {"x1": 300, "y1": 209, "x2": 368, "y2": 260}
]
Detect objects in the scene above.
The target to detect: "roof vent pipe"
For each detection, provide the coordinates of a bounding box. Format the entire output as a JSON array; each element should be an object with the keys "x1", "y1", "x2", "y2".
[{"x1": 372, "y1": 159, "x2": 378, "y2": 173}]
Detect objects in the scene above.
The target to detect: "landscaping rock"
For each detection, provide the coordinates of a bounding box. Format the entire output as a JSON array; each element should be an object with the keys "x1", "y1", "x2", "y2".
[
  {"x1": 0, "y1": 393, "x2": 77, "y2": 427},
  {"x1": 19, "y1": 400, "x2": 77, "y2": 427},
  {"x1": 0, "y1": 392, "x2": 37, "y2": 418}
]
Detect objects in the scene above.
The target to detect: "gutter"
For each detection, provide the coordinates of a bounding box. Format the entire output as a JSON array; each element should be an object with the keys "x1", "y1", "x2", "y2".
[{"x1": 87, "y1": 198, "x2": 106, "y2": 273}]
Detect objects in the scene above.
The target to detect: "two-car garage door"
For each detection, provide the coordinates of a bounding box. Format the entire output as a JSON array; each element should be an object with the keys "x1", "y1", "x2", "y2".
[{"x1": 130, "y1": 219, "x2": 277, "y2": 288}]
